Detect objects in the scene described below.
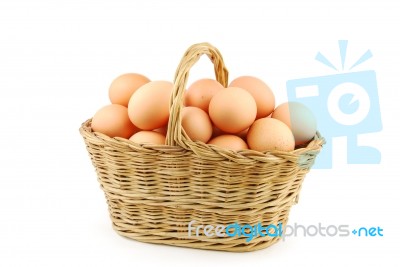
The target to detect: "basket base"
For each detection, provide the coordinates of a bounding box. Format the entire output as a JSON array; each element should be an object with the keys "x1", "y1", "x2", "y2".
[
  {"x1": 112, "y1": 222, "x2": 283, "y2": 252},
  {"x1": 108, "y1": 205, "x2": 290, "y2": 253}
]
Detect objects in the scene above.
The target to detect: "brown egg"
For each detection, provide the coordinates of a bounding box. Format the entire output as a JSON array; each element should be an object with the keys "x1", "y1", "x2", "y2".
[
  {"x1": 229, "y1": 76, "x2": 275, "y2": 119},
  {"x1": 209, "y1": 87, "x2": 257, "y2": 133},
  {"x1": 247, "y1": 118, "x2": 295, "y2": 152},
  {"x1": 272, "y1": 102, "x2": 317, "y2": 146},
  {"x1": 109, "y1": 73, "x2": 150, "y2": 107},
  {"x1": 185, "y1": 79, "x2": 224, "y2": 112},
  {"x1": 129, "y1": 131, "x2": 166, "y2": 145},
  {"x1": 128, "y1": 81, "x2": 173, "y2": 130},
  {"x1": 208, "y1": 135, "x2": 248, "y2": 151},
  {"x1": 91, "y1": 104, "x2": 139, "y2": 138},
  {"x1": 181, "y1": 107, "x2": 213, "y2": 143}
]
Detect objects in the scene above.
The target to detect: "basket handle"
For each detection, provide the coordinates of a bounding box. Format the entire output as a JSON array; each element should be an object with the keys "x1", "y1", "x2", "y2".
[{"x1": 166, "y1": 43, "x2": 229, "y2": 147}]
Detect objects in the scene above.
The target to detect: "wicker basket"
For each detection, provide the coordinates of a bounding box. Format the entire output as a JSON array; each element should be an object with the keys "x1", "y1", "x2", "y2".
[{"x1": 79, "y1": 42, "x2": 324, "y2": 252}]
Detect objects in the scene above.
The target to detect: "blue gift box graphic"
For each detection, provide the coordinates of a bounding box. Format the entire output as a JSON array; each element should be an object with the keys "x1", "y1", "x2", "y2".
[{"x1": 286, "y1": 40, "x2": 382, "y2": 169}]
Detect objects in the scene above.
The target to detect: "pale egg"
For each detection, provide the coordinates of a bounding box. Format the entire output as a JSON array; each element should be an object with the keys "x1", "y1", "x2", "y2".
[{"x1": 272, "y1": 102, "x2": 317, "y2": 146}]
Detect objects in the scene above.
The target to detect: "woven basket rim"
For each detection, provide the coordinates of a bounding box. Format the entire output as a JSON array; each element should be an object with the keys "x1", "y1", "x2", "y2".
[{"x1": 80, "y1": 119, "x2": 325, "y2": 164}]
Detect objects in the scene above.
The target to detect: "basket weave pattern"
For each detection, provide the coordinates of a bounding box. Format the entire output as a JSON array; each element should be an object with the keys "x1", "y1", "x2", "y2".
[{"x1": 79, "y1": 43, "x2": 324, "y2": 252}]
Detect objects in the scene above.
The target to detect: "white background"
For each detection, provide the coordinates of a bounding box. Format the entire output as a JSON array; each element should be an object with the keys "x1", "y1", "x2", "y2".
[{"x1": 1, "y1": 0, "x2": 399, "y2": 266}]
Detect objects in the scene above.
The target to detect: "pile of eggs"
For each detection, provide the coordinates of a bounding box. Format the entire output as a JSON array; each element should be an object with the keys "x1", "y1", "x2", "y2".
[{"x1": 91, "y1": 73, "x2": 317, "y2": 152}]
